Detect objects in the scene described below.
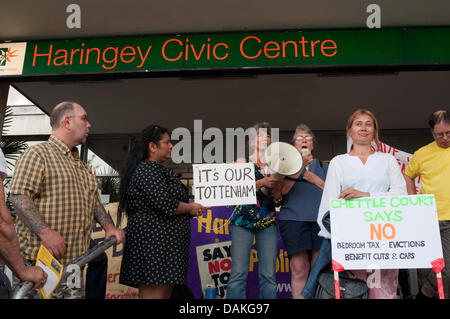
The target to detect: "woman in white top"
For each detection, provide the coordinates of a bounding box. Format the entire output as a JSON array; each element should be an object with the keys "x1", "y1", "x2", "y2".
[{"x1": 317, "y1": 109, "x2": 407, "y2": 299}]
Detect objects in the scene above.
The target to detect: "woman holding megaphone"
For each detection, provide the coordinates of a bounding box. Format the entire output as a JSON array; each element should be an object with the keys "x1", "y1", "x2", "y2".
[
  {"x1": 278, "y1": 124, "x2": 329, "y2": 299},
  {"x1": 227, "y1": 122, "x2": 282, "y2": 299}
]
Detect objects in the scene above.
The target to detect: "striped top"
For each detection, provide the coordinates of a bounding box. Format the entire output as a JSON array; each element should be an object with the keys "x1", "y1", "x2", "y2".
[{"x1": 10, "y1": 135, "x2": 100, "y2": 264}]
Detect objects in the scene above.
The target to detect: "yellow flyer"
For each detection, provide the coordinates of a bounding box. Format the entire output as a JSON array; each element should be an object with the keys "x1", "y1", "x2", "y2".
[{"x1": 35, "y1": 245, "x2": 63, "y2": 299}]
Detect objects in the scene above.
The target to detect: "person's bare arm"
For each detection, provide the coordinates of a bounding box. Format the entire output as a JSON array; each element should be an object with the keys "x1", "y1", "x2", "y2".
[
  {"x1": 93, "y1": 204, "x2": 115, "y2": 229},
  {"x1": 281, "y1": 170, "x2": 302, "y2": 195},
  {"x1": 175, "y1": 202, "x2": 207, "y2": 217},
  {"x1": 403, "y1": 173, "x2": 417, "y2": 195},
  {"x1": 0, "y1": 193, "x2": 27, "y2": 276},
  {"x1": 9, "y1": 194, "x2": 66, "y2": 260},
  {"x1": 94, "y1": 204, "x2": 124, "y2": 244},
  {"x1": 9, "y1": 195, "x2": 47, "y2": 235},
  {"x1": 281, "y1": 152, "x2": 313, "y2": 195},
  {"x1": 1, "y1": 190, "x2": 47, "y2": 289},
  {"x1": 303, "y1": 171, "x2": 325, "y2": 190}
]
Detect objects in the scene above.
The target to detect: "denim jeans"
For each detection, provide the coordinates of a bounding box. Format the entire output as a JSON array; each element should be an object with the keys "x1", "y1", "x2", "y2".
[
  {"x1": 300, "y1": 238, "x2": 332, "y2": 299},
  {"x1": 226, "y1": 225, "x2": 278, "y2": 299},
  {"x1": 301, "y1": 211, "x2": 332, "y2": 299}
]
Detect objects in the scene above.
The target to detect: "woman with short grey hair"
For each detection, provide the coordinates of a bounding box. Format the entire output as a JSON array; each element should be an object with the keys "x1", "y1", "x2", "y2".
[{"x1": 279, "y1": 124, "x2": 329, "y2": 299}]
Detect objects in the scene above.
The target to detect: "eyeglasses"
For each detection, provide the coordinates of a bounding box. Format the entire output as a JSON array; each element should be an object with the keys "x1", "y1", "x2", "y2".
[
  {"x1": 434, "y1": 131, "x2": 450, "y2": 139},
  {"x1": 68, "y1": 114, "x2": 88, "y2": 122},
  {"x1": 295, "y1": 136, "x2": 313, "y2": 141}
]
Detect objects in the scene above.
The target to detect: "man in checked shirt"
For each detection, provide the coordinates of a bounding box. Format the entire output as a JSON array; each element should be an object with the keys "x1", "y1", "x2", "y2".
[{"x1": 9, "y1": 101, "x2": 124, "y2": 299}]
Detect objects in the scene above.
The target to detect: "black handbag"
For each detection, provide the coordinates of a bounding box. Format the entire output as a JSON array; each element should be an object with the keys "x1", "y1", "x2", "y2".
[
  {"x1": 314, "y1": 270, "x2": 369, "y2": 299},
  {"x1": 0, "y1": 270, "x2": 12, "y2": 299}
]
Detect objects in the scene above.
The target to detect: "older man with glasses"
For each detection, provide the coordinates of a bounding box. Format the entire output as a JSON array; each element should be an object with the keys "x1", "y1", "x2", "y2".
[{"x1": 404, "y1": 109, "x2": 450, "y2": 299}]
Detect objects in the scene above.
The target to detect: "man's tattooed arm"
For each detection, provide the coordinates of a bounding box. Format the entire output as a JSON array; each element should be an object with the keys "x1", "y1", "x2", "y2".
[
  {"x1": 93, "y1": 205, "x2": 124, "y2": 244},
  {"x1": 9, "y1": 194, "x2": 48, "y2": 234},
  {"x1": 9, "y1": 194, "x2": 66, "y2": 259},
  {"x1": 93, "y1": 204, "x2": 114, "y2": 229}
]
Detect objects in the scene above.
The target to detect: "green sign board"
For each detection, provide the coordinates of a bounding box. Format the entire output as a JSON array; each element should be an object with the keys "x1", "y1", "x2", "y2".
[{"x1": 1, "y1": 28, "x2": 449, "y2": 77}]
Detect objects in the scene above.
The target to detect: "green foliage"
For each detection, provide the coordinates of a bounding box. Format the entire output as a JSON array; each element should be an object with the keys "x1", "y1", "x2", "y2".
[
  {"x1": 96, "y1": 167, "x2": 120, "y2": 203},
  {"x1": 1, "y1": 105, "x2": 29, "y2": 216},
  {"x1": 1, "y1": 105, "x2": 28, "y2": 171}
]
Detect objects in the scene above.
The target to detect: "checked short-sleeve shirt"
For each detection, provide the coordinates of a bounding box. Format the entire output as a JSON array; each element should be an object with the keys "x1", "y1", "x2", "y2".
[{"x1": 10, "y1": 135, "x2": 101, "y2": 265}]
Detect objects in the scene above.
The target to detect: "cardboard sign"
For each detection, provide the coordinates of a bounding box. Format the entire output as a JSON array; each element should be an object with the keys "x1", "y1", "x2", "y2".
[
  {"x1": 330, "y1": 194, "x2": 443, "y2": 270},
  {"x1": 195, "y1": 240, "x2": 232, "y2": 299},
  {"x1": 192, "y1": 163, "x2": 257, "y2": 207}
]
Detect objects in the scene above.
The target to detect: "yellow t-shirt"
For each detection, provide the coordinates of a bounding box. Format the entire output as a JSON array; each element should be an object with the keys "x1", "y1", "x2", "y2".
[{"x1": 405, "y1": 141, "x2": 450, "y2": 221}]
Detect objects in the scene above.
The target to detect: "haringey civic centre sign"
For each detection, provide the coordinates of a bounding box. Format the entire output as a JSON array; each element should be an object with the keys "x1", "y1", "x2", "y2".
[{"x1": 1, "y1": 28, "x2": 449, "y2": 77}]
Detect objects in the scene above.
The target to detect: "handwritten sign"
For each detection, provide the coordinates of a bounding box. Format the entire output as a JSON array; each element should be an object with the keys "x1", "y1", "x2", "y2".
[
  {"x1": 192, "y1": 163, "x2": 256, "y2": 207},
  {"x1": 196, "y1": 240, "x2": 232, "y2": 299},
  {"x1": 330, "y1": 194, "x2": 443, "y2": 270}
]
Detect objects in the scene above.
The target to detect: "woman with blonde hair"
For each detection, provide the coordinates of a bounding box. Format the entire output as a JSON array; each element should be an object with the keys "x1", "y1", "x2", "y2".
[{"x1": 315, "y1": 109, "x2": 407, "y2": 299}]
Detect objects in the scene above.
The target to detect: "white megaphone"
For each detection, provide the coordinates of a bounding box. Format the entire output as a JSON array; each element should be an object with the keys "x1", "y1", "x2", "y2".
[{"x1": 261, "y1": 142, "x2": 304, "y2": 196}]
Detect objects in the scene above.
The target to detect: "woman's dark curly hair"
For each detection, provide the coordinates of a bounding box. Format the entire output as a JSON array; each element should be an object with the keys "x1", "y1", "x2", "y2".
[{"x1": 118, "y1": 124, "x2": 169, "y2": 216}]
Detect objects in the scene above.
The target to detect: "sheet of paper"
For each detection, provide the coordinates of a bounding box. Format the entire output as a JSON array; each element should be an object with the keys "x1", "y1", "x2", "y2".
[
  {"x1": 37, "y1": 260, "x2": 60, "y2": 297},
  {"x1": 36, "y1": 245, "x2": 63, "y2": 299}
]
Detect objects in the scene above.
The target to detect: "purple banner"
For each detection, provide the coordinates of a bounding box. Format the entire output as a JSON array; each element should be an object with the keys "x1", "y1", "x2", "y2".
[{"x1": 187, "y1": 206, "x2": 292, "y2": 299}]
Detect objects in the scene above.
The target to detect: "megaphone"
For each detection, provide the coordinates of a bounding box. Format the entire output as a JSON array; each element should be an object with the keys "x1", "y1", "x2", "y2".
[{"x1": 261, "y1": 142, "x2": 303, "y2": 196}]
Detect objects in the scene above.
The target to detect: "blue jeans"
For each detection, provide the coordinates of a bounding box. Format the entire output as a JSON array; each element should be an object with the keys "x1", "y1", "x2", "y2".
[
  {"x1": 300, "y1": 238, "x2": 332, "y2": 299},
  {"x1": 301, "y1": 210, "x2": 332, "y2": 299},
  {"x1": 226, "y1": 225, "x2": 278, "y2": 299}
]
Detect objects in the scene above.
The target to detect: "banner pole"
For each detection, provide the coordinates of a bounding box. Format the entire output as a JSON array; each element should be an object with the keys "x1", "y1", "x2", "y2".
[
  {"x1": 332, "y1": 260, "x2": 344, "y2": 299},
  {"x1": 436, "y1": 272, "x2": 444, "y2": 299},
  {"x1": 333, "y1": 270, "x2": 341, "y2": 299},
  {"x1": 431, "y1": 258, "x2": 445, "y2": 299}
]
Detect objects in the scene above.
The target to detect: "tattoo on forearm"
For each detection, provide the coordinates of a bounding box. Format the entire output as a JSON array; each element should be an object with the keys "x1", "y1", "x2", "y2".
[
  {"x1": 94, "y1": 205, "x2": 114, "y2": 229},
  {"x1": 9, "y1": 194, "x2": 48, "y2": 234}
]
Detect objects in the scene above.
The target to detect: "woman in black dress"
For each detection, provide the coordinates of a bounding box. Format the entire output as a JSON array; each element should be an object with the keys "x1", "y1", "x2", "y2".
[{"x1": 118, "y1": 125, "x2": 206, "y2": 299}]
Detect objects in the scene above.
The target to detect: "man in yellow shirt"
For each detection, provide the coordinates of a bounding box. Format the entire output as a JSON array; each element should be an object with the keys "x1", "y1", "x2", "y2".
[
  {"x1": 404, "y1": 109, "x2": 450, "y2": 299},
  {"x1": 9, "y1": 101, "x2": 124, "y2": 298}
]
